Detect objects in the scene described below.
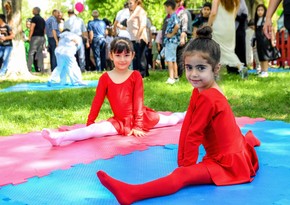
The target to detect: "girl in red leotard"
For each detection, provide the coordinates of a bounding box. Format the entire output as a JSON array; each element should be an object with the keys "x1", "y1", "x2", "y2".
[
  {"x1": 42, "y1": 37, "x2": 185, "y2": 146},
  {"x1": 96, "y1": 26, "x2": 261, "y2": 205}
]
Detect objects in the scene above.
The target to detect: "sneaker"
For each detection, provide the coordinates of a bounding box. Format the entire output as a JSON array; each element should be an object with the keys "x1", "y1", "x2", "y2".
[
  {"x1": 166, "y1": 77, "x2": 175, "y2": 84},
  {"x1": 174, "y1": 78, "x2": 179, "y2": 82},
  {"x1": 256, "y1": 67, "x2": 261, "y2": 74},
  {"x1": 258, "y1": 71, "x2": 269, "y2": 78}
]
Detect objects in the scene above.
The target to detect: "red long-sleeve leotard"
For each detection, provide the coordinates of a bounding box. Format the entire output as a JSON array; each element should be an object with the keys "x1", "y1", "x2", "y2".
[
  {"x1": 86, "y1": 71, "x2": 159, "y2": 135},
  {"x1": 178, "y1": 88, "x2": 259, "y2": 185}
]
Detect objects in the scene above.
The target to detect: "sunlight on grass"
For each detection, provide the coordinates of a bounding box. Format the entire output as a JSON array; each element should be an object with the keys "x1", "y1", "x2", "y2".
[{"x1": 0, "y1": 70, "x2": 289, "y2": 136}]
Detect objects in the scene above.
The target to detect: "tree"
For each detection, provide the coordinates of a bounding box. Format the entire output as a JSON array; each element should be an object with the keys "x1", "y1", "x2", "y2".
[
  {"x1": 86, "y1": 0, "x2": 166, "y2": 29},
  {"x1": 1, "y1": 0, "x2": 31, "y2": 79}
]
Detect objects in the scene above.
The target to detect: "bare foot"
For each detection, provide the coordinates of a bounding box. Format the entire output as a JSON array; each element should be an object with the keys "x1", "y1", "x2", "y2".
[{"x1": 41, "y1": 129, "x2": 61, "y2": 146}]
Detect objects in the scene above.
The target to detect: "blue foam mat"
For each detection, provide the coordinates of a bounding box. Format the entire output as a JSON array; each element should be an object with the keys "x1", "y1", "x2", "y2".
[
  {"x1": 0, "y1": 80, "x2": 98, "y2": 92},
  {"x1": 248, "y1": 68, "x2": 290, "y2": 73},
  {"x1": 0, "y1": 120, "x2": 290, "y2": 205}
]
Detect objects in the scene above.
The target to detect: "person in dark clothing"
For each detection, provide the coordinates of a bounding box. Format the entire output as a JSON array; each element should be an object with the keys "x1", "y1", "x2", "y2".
[
  {"x1": 235, "y1": 0, "x2": 248, "y2": 67},
  {"x1": 28, "y1": 7, "x2": 46, "y2": 72},
  {"x1": 88, "y1": 10, "x2": 107, "y2": 72}
]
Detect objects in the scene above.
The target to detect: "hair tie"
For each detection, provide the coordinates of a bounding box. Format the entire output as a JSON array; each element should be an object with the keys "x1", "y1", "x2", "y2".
[{"x1": 196, "y1": 35, "x2": 212, "y2": 40}]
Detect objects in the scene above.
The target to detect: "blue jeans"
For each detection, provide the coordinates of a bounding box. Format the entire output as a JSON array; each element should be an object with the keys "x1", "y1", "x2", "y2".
[
  {"x1": 0, "y1": 46, "x2": 13, "y2": 76},
  {"x1": 91, "y1": 37, "x2": 106, "y2": 72},
  {"x1": 76, "y1": 39, "x2": 86, "y2": 72},
  {"x1": 48, "y1": 37, "x2": 57, "y2": 71}
]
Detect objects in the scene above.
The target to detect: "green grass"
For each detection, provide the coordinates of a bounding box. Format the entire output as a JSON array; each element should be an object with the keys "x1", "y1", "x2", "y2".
[{"x1": 0, "y1": 70, "x2": 289, "y2": 136}]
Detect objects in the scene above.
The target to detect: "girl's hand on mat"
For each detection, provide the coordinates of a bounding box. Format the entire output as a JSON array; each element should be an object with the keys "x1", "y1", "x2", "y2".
[{"x1": 128, "y1": 129, "x2": 146, "y2": 138}]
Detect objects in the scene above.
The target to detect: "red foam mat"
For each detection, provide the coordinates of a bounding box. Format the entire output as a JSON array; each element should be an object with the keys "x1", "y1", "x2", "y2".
[{"x1": 0, "y1": 117, "x2": 264, "y2": 186}]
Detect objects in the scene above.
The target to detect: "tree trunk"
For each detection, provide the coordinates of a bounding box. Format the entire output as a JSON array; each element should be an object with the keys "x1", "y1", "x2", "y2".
[{"x1": 2, "y1": 0, "x2": 32, "y2": 79}]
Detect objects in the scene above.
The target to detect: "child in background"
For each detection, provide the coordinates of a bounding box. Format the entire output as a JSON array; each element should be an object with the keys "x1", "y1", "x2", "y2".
[
  {"x1": 254, "y1": 4, "x2": 278, "y2": 77},
  {"x1": 97, "y1": 26, "x2": 260, "y2": 205},
  {"x1": 151, "y1": 32, "x2": 159, "y2": 70},
  {"x1": 246, "y1": 19, "x2": 261, "y2": 71},
  {"x1": 164, "y1": 0, "x2": 180, "y2": 84},
  {"x1": 105, "y1": 26, "x2": 114, "y2": 70},
  {"x1": 42, "y1": 37, "x2": 185, "y2": 146},
  {"x1": 23, "y1": 19, "x2": 31, "y2": 66},
  {"x1": 192, "y1": 2, "x2": 211, "y2": 38},
  {"x1": 47, "y1": 29, "x2": 86, "y2": 86}
]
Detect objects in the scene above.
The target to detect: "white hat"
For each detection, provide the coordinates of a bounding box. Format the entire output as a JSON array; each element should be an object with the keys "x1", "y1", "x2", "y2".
[{"x1": 150, "y1": 26, "x2": 157, "y2": 33}]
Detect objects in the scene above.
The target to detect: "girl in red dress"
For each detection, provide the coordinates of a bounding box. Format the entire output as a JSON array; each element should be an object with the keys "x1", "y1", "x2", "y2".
[
  {"x1": 42, "y1": 37, "x2": 185, "y2": 146},
  {"x1": 96, "y1": 26, "x2": 261, "y2": 205}
]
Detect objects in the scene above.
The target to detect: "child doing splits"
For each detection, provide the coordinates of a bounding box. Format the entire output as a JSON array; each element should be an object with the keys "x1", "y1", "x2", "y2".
[{"x1": 42, "y1": 37, "x2": 185, "y2": 146}]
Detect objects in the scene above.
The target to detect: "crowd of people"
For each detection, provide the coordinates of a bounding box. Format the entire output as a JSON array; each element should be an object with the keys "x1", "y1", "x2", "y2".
[{"x1": 0, "y1": 0, "x2": 286, "y2": 80}]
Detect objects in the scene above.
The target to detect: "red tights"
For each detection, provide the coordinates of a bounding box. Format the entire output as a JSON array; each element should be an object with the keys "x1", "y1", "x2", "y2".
[{"x1": 97, "y1": 163, "x2": 213, "y2": 205}]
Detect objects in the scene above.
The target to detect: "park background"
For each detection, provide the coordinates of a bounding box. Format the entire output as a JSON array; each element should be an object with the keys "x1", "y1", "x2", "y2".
[{"x1": 0, "y1": 0, "x2": 288, "y2": 137}]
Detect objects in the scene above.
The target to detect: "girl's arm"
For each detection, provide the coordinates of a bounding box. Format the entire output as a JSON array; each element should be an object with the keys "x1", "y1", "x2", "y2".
[
  {"x1": 207, "y1": 0, "x2": 219, "y2": 26},
  {"x1": 132, "y1": 72, "x2": 145, "y2": 133},
  {"x1": 178, "y1": 93, "x2": 214, "y2": 167},
  {"x1": 86, "y1": 75, "x2": 107, "y2": 126},
  {"x1": 178, "y1": 91, "x2": 196, "y2": 166}
]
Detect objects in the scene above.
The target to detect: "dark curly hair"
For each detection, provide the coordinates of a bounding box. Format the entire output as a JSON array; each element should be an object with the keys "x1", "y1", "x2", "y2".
[{"x1": 182, "y1": 26, "x2": 220, "y2": 70}]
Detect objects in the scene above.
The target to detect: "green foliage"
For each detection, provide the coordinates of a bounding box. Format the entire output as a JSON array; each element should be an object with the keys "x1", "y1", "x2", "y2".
[
  {"x1": 186, "y1": 0, "x2": 207, "y2": 9},
  {"x1": 21, "y1": 0, "x2": 31, "y2": 25},
  {"x1": 85, "y1": 0, "x2": 208, "y2": 29},
  {"x1": 0, "y1": 70, "x2": 289, "y2": 137},
  {"x1": 21, "y1": 0, "x2": 93, "y2": 25},
  {"x1": 86, "y1": 0, "x2": 166, "y2": 29},
  {"x1": 86, "y1": 0, "x2": 123, "y2": 23}
]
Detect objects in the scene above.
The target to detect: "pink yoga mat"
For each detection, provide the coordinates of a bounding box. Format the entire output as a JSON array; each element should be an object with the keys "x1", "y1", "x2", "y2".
[{"x1": 0, "y1": 117, "x2": 264, "y2": 186}]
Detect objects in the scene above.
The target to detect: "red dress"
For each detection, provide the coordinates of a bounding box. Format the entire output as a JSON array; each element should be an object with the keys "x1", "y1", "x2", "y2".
[
  {"x1": 86, "y1": 71, "x2": 159, "y2": 135},
  {"x1": 178, "y1": 88, "x2": 259, "y2": 185}
]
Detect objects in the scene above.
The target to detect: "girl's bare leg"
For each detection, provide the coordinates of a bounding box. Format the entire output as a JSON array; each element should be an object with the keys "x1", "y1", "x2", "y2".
[{"x1": 260, "y1": 61, "x2": 268, "y2": 72}]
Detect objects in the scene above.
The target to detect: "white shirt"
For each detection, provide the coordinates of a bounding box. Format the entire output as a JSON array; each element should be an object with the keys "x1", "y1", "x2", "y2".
[
  {"x1": 64, "y1": 15, "x2": 87, "y2": 36},
  {"x1": 57, "y1": 31, "x2": 82, "y2": 55},
  {"x1": 115, "y1": 8, "x2": 131, "y2": 39},
  {"x1": 116, "y1": 8, "x2": 130, "y2": 24}
]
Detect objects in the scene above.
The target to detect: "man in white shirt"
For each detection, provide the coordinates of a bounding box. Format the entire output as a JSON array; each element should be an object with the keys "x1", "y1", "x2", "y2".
[
  {"x1": 113, "y1": 2, "x2": 131, "y2": 39},
  {"x1": 64, "y1": 9, "x2": 88, "y2": 72}
]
